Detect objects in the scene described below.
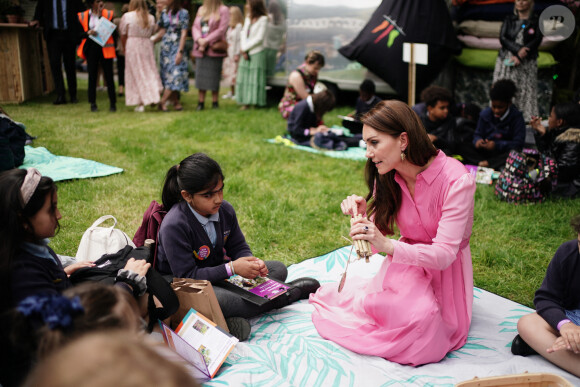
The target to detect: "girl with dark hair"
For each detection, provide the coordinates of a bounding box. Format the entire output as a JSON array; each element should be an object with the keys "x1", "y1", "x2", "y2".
[
  {"x1": 278, "y1": 50, "x2": 325, "y2": 119},
  {"x1": 156, "y1": 153, "x2": 319, "y2": 341},
  {"x1": 235, "y1": 0, "x2": 269, "y2": 110},
  {"x1": 310, "y1": 100, "x2": 476, "y2": 366},
  {"x1": 531, "y1": 102, "x2": 580, "y2": 196},
  {"x1": 0, "y1": 168, "x2": 150, "y2": 312}
]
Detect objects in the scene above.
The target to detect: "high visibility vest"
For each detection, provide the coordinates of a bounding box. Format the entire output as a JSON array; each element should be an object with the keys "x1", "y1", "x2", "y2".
[{"x1": 77, "y1": 9, "x2": 116, "y2": 60}]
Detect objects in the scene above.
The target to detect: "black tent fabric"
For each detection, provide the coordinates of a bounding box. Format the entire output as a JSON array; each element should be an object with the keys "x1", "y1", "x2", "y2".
[{"x1": 339, "y1": 0, "x2": 461, "y2": 100}]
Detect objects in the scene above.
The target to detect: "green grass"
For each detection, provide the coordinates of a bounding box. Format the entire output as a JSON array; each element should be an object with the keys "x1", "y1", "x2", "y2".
[{"x1": 5, "y1": 79, "x2": 580, "y2": 308}]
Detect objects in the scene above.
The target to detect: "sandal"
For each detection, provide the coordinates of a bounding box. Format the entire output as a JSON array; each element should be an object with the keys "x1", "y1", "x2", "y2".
[
  {"x1": 174, "y1": 103, "x2": 183, "y2": 111},
  {"x1": 158, "y1": 103, "x2": 168, "y2": 112}
]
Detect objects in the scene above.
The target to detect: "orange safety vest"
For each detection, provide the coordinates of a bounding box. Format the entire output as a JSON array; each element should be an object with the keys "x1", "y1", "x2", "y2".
[{"x1": 77, "y1": 9, "x2": 116, "y2": 60}]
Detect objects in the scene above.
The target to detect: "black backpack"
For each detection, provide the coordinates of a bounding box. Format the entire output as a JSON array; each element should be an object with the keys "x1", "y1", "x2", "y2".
[
  {"x1": 0, "y1": 114, "x2": 27, "y2": 172},
  {"x1": 69, "y1": 245, "x2": 179, "y2": 328}
]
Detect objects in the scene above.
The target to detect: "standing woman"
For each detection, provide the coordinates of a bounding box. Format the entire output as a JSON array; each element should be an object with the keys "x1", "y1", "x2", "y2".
[
  {"x1": 154, "y1": 0, "x2": 189, "y2": 112},
  {"x1": 310, "y1": 100, "x2": 476, "y2": 366},
  {"x1": 263, "y1": 0, "x2": 285, "y2": 78},
  {"x1": 278, "y1": 50, "x2": 324, "y2": 119},
  {"x1": 235, "y1": 0, "x2": 268, "y2": 110},
  {"x1": 120, "y1": 0, "x2": 163, "y2": 112},
  {"x1": 493, "y1": 0, "x2": 542, "y2": 122},
  {"x1": 191, "y1": 0, "x2": 230, "y2": 110},
  {"x1": 222, "y1": 6, "x2": 244, "y2": 100},
  {"x1": 77, "y1": 0, "x2": 117, "y2": 112}
]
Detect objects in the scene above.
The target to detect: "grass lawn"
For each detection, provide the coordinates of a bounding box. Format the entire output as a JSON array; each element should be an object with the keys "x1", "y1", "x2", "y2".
[{"x1": 5, "y1": 79, "x2": 580, "y2": 308}]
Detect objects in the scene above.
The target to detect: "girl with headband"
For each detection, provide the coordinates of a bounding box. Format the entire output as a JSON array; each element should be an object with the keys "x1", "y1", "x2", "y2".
[{"x1": 0, "y1": 168, "x2": 150, "y2": 314}]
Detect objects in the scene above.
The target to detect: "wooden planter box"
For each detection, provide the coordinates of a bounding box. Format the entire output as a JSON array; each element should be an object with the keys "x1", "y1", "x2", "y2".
[
  {"x1": 456, "y1": 372, "x2": 573, "y2": 387},
  {"x1": 0, "y1": 23, "x2": 53, "y2": 103}
]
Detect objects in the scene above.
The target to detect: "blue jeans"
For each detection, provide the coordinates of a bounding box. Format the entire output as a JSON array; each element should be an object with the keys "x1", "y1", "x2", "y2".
[{"x1": 565, "y1": 309, "x2": 580, "y2": 325}]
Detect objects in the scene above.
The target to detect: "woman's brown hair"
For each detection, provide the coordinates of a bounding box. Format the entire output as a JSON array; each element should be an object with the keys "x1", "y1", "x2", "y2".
[
  {"x1": 247, "y1": 0, "x2": 266, "y2": 19},
  {"x1": 361, "y1": 100, "x2": 437, "y2": 235}
]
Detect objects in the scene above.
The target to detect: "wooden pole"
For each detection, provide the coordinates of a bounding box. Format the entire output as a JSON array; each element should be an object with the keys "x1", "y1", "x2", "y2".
[{"x1": 408, "y1": 43, "x2": 416, "y2": 106}]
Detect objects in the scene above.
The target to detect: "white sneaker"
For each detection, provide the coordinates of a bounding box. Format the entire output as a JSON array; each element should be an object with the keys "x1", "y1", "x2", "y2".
[
  {"x1": 134, "y1": 105, "x2": 145, "y2": 112},
  {"x1": 222, "y1": 92, "x2": 233, "y2": 99}
]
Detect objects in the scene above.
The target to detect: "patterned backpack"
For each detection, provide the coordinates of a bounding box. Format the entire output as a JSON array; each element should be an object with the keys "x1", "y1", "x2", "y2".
[{"x1": 494, "y1": 148, "x2": 557, "y2": 204}]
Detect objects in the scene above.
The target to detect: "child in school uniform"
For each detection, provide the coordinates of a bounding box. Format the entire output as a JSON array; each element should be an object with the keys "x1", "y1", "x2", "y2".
[
  {"x1": 155, "y1": 153, "x2": 319, "y2": 341},
  {"x1": 512, "y1": 214, "x2": 580, "y2": 377}
]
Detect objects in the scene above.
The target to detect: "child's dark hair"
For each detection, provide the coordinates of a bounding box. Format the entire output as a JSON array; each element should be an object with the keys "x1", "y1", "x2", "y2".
[
  {"x1": 553, "y1": 102, "x2": 580, "y2": 127},
  {"x1": 420, "y1": 85, "x2": 453, "y2": 108},
  {"x1": 304, "y1": 50, "x2": 325, "y2": 67},
  {"x1": 489, "y1": 79, "x2": 517, "y2": 102},
  {"x1": 571, "y1": 214, "x2": 580, "y2": 234},
  {"x1": 161, "y1": 153, "x2": 224, "y2": 210},
  {"x1": 0, "y1": 169, "x2": 58, "y2": 307},
  {"x1": 359, "y1": 79, "x2": 376, "y2": 96},
  {"x1": 312, "y1": 90, "x2": 335, "y2": 117}
]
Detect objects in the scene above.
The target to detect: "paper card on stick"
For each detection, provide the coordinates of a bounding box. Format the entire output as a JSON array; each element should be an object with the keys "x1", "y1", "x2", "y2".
[{"x1": 403, "y1": 43, "x2": 428, "y2": 65}]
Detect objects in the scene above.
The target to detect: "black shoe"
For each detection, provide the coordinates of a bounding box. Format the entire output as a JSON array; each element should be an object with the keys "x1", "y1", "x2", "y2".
[
  {"x1": 287, "y1": 277, "x2": 320, "y2": 300},
  {"x1": 53, "y1": 96, "x2": 66, "y2": 105},
  {"x1": 90, "y1": 103, "x2": 98, "y2": 112},
  {"x1": 70, "y1": 97, "x2": 79, "y2": 104},
  {"x1": 226, "y1": 317, "x2": 251, "y2": 342},
  {"x1": 109, "y1": 105, "x2": 116, "y2": 112},
  {"x1": 511, "y1": 334, "x2": 537, "y2": 356},
  {"x1": 212, "y1": 102, "x2": 219, "y2": 109},
  {"x1": 196, "y1": 103, "x2": 204, "y2": 111}
]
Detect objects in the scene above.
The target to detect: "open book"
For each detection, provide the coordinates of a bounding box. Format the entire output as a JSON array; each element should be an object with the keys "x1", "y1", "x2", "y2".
[
  {"x1": 220, "y1": 275, "x2": 290, "y2": 306},
  {"x1": 159, "y1": 309, "x2": 238, "y2": 382}
]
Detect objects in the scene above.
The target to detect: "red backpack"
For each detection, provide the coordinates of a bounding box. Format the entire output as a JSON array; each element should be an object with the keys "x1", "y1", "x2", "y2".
[{"x1": 133, "y1": 200, "x2": 167, "y2": 267}]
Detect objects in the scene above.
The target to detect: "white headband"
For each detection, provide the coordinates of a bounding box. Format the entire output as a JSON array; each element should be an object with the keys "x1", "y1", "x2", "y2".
[{"x1": 20, "y1": 168, "x2": 42, "y2": 206}]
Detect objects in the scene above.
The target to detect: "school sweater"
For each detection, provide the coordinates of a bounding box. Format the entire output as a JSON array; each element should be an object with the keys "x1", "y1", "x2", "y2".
[
  {"x1": 156, "y1": 200, "x2": 253, "y2": 282},
  {"x1": 10, "y1": 245, "x2": 71, "y2": 307},
  {"x1": 534, "y1": 239, "x2": 580, "y2": 330},
  {"x1": 472, "y1": 106, "x2": 525, "y2": 152}
]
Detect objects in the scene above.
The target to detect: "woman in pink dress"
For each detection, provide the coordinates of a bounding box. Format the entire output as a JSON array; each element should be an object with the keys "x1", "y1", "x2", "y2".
[
  {"x1": 310, "y1": 100, "x2": 476, "y2": 366},
  {"x1": 120, "y1": 0, "x2": 163, "y2": 112}
]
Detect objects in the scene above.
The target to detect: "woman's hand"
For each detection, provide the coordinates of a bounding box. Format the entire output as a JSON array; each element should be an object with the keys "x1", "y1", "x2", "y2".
[
  {"x1": 242, "y1": 51, "x2": 249, "y2": 61},
  {"x1": 511, "y1": 55, "x2": 521, "y2": 66},
  {"x1": 234, "y1": 54, "x2": 240, "y2": 62},
  {"x1": 88, "y1": 29, "x2": 97, "y2": 36},
  {"x1": 175, "y1": 51, "x2": 183, "y2": 65},
  {"x1": 123, "y1": 258, "x2": 151, "y2": 277},
  {"x1": 350, "y1": 217, "x2": 394, "y2": 255},
  {"x1": 232, "y1": 256, "x2": 263, "y2": 279},
  {"x1": 197, "y1": 37, "x2": 208, "y2": 52},
  {"x1": 340, "y1": 195, "x2": 367, "y2": 217},
  {"x1": 518, "y1": 47, "x2": 529, "y2": 60},
  {"x1": 64, "y1": 261, "x2": 95, "y2": 276}
]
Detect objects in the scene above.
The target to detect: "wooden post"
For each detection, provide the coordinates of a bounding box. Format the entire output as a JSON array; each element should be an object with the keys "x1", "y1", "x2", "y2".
[{"x1": 408, "y1": 43, "x2": 416, "y2": 106}]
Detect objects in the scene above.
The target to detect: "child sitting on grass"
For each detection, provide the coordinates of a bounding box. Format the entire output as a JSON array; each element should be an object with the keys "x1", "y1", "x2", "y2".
[{"x1": 512, "y1": 214, "x2": 580, "y2": 377}]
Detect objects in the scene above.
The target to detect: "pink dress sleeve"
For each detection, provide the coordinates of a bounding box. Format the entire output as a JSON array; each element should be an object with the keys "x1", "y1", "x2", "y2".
[{"x1": 390, "y1": 173, "x2": 475, "y2": 270}]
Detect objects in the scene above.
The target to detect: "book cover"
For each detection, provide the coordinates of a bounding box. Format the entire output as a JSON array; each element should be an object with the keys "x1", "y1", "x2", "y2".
[
  {"x1": 221, "y1": 275, "x2": 290, "y2": 306},
  {"x1": 159, "y1": 308, "x2": 238, "y2": 382},
  {"x1": 465, "y1": 164, "x2": 495, "y2": 185},
  {"x1": 88, "y1": 16, "x2": 116, "y2": 47}
]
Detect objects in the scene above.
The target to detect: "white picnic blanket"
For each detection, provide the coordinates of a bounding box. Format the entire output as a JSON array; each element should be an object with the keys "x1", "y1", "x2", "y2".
[{"x1": 204, "y1": 246, "x2": 580, "y2": 386}]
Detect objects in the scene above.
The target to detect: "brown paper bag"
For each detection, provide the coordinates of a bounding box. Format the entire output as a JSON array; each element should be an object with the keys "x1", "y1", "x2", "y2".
[{"x1": 170, "y1": 278, "x2": 229, "y2": 333}]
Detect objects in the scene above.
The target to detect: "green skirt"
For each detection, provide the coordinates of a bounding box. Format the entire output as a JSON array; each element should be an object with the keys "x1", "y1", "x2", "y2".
[{"x1": 236, "y1": 50, "x2": 267, "y2": 107}]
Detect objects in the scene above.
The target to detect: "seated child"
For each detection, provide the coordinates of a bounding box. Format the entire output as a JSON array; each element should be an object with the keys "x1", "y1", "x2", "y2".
[
  {"x1": 155, "y1": 153, "x2": 320, "y2": 341},
  {"x1": 287, "y1": 89, "x2": 335, "y2": 146},
  {"x1": 512, "y1": 214, "x2": 580, "y2": 378},
  {"x1": 530, "y1": 102, "x2": 580, "y2": 197},
  {"x1": 456, "y1": 79, "x2": 525, "y2": 169},
  {"x1": 416, "y1": 85, "x2": 456, "y2": 155},
  {"x1": 342, "y1": 79, "x2": 382, "y2": 134},
  {"x1": 0, "y1": 168, "x2": 150, "y2": 311}
]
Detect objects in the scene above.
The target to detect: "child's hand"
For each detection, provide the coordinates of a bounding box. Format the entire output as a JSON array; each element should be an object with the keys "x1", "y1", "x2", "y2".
[
  {"x1": 233, "y1": 257, "x2": 262, "y2": 279},
  {"x1": 530, "y1": 116, "x2": 546, "y2": 136},
  {"x1": 64, "y1": 261, "x2": 96, "y2": 276},
  {"x1": 123, "y1": 257, "x2": 151, "y2": 277},
  {"x1": 557, "y1": 322, "x2": 580, "y2": 354}
]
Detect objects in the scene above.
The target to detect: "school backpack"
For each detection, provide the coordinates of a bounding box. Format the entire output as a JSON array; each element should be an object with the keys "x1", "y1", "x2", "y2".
[
  {"x1": 0, "y1": 114, "x2": 27, "y2": 172},
  {"x1": 132, "y1": 200, "x2": 167, "y2": 267},
  {"x1": 69, "y1": 245, "x2": 179, "y2": 327},
  {"x1": 494, "y1": 148, "x2": 557, "y2": 204}
]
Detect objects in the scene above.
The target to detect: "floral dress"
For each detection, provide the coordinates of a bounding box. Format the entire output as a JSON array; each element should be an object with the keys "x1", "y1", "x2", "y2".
[
  {"x1": 158, "y1": 9, "x2": 190, "y2": 92},
  {"x1": 278, "y1": 64, "x2": 317, "y2": 119}
]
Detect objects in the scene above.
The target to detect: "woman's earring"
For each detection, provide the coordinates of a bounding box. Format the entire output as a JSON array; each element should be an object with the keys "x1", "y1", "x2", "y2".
[{"x1": 400, "y1": 151, "x2": 406, "y2": 162}]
